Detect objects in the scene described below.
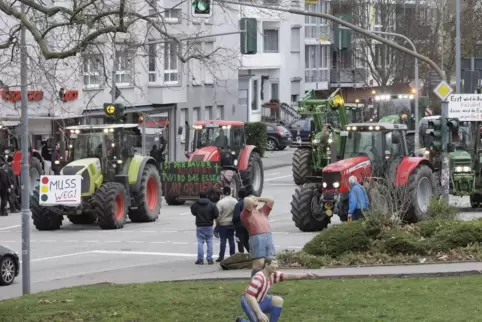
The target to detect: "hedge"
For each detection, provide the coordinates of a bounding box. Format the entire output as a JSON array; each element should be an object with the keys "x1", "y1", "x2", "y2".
[{"x1": 245, "y1": 122, "x2": 268, "y2": 157}]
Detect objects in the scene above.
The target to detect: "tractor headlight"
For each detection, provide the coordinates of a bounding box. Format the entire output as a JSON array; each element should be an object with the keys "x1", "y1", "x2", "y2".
[
  {"x1": 455, "y1": 166, "x2": 462, "y2": 172},
  {"x1": 322, "y1": 182, "x2": 327, "y2": 188},
  {"x1": 328, "y1": 138, "x2": 333, "y2": 144},
  {"x1": 463, "y1": 166, "x2": 471, "y2": 172},
  {"x1": 54, "y1": 160, "x2": 60, "y2": 165},
  {"x1": 233, "y1": 159, "x2": 238, "y2": 166},
  {"x1": 333, "y1": 182, "x2": 340, "y2": 189},
  {"x1": 117, "y1": 160, "x2": 123, "y2": 164},
  {"x1": 455, "y1": 166, "x2": 471, "y2": 172},
  {"x1": 312, "y1": 139, "x2": 320, "y2": 144}
]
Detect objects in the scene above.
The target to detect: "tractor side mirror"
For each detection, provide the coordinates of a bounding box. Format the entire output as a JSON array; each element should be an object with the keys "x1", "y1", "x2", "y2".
[{"x1": 177, "y1": 126, "x2": 183, "y2": 135}]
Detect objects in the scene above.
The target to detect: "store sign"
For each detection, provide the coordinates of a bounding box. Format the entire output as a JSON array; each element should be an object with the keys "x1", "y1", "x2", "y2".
[
  {"x1": 1, "y1": 90, "x2": 43, "y2": 102},
  {"x1": 448, "y1": 94, "x2": 482, "y2": 121},
  {"x1": 59, "y1": 89, "x2": 79, "y2": 102}
]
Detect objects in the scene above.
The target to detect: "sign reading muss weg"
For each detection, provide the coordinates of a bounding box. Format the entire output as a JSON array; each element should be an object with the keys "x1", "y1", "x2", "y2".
[{"x1": 39, "y1": 175, "x2": 82, "y2": 206}]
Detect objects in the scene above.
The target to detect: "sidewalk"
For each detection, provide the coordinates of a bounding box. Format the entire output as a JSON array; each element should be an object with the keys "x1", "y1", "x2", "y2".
[{"x1": 263, "y1": 148, "x2": 293, "y2": 170}]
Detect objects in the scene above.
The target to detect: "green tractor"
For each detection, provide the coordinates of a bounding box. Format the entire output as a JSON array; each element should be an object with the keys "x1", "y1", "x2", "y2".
[
  {"x1": 374, "y1": 93, "x2": 429, "y2": 130},
  {"x1": 291, "y1": 89, "x2": 348, "y2": 185},
  {"x1": 30, "y1": 123, "x2": 163, "y2": 230}
]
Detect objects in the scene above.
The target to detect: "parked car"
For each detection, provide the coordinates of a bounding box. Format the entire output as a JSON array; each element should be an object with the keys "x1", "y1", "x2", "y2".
[
  {"x1": 1, "y1": 245, "x2": 19, "y2": 286},
  {"x1": 286, "y1": 118, "x2": 313, "y2": 143},
  {"x1": 265, "y1": 123, "x2": 292, "y2": 151}
]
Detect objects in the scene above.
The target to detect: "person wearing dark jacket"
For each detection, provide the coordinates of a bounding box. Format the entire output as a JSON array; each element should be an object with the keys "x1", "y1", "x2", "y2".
[
  {"x1": 51, "y1": 144, "x2": 61, "y2": 175},
  {"x1": 191, "y1": 191, "x2": 219, "y2": 265},
  {"x1": 0, "y1": 161, "x2": 11, "y2": 216},
  {"x1": 5, "y1": 157, "x2": 20, "y2": 212},
  {"x1": 233, "y1": 188, "x2": 250, "y2": 253},
  {"x1": 150, "y1": 145, "x2": 164, "y2": 164}
]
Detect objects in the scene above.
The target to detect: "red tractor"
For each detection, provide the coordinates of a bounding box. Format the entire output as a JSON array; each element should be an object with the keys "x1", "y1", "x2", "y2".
[
  {"x1": 291, "y1": 123, "x2": 437, "y2": 232},
  {"x1": 165, "y1": 120, "x2": 264, "y2": 205},
  {"x1": 0, "y1": 126, "x2": 44, "y2": 195}
]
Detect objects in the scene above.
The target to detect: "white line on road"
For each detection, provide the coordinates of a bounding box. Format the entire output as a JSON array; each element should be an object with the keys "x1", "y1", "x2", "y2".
[
  {"x1": 264, "y1": 172, "x2": 280, "y2": 177},
  {"x1": 172, "y1": 242, "x2": 189, "y2": 245},
  {"x1": 92, "y1": 250, "x2": 196, "y2": 257},
  {"x1": 0, "y1": 225, "x2": 20, "y2": 231},
  {"x1": 149, "y1": 241, "x2": 169, "y2": 244},
  {"x1": 19, "y1": 251, "x2": 95, "y2": 264},
  {"x1": 265, "y1": 175, "x2": 292, "y2": 182},
  {"x1": 127, "y1": 241, "x2": 144, "y2": 243}
]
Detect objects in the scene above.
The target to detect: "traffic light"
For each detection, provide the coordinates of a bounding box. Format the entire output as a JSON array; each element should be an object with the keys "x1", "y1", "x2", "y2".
[
  {"x1": 192, "y1": 0, "x2": 212, "y2": 17},
  {"x1": 104, "y1": 103, "x2": 125, "y2": 123},
  {"x1": 240, "y1": 18, "x2": 257, "y2": 55},
  {"x1": 426, "y1": 119, "x2": 442, "y2": 151},
  {"x1": 446, "y1": 118, "x2": 459, "y2": 131}
]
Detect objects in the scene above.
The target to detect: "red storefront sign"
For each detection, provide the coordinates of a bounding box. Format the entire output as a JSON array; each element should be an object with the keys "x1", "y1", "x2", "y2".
[
  {"x1": 1, "y1": 90, "x2": 43, "y2": 102},
  {"x1": 59, "y1": 88, "x2": 79, "y2": 102}
]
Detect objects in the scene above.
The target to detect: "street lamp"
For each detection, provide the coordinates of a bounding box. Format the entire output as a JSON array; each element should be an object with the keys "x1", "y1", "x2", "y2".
[{"x1": 370, "y1": 30, "x2": 420, "y2": 155}]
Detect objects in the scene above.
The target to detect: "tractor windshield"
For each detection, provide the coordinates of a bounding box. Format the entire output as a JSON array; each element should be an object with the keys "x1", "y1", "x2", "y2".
[
  {"x1": 71, "y1": 132, "x2": 110, "y2": 160},
  {"x1": 321, "y1": 110, "x2": 341, "y2": 128},
  {"x1": 343, "y1": 131, "x2": 384, "y2": 161},
  {"x1": 193, "y1": 125, "x2": 232, "y2": 150}
]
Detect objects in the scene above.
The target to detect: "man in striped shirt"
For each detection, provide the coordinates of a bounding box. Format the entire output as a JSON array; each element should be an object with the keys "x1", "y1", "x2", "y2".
[{"x1": 236, "y1": 256, "x2": 317, "y2": 322}]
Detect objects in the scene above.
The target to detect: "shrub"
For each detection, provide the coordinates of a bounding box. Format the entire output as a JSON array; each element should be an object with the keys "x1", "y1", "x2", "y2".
[
  {"x1": 277, "y1": 250, "x2": 329, "y2": 269},
  {"x1": 426, "y1": 197, "x2": 459, "y2": 220},
  {"x1": 245, "y1": 122, "x2": 268, "y2": 157},
  {"x1": 429, "y1": 221, "x2": 482, "y2": 251},
  {"x1": 415, "y1": 220, "x2": 457, "y2": 238},
  {"x1": 376, "y1": 230, "x2": 427, "y2": 255},
  {"x1": 303, "y1": 221, "x2": 371, "y2": 257}
]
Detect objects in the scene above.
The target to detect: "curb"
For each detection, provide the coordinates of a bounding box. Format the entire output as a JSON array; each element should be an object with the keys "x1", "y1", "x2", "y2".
[{"x1": 161, "y1": 270, "x2": 482, "y2": 284}]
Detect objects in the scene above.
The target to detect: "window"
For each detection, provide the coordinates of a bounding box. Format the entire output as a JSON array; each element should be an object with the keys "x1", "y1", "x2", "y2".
[
  {"x1": 115, "y1": 50, "x2": 135, "y2": 85},
  {"x1": 291, "y1": 94, "x2": 299, "y2": 103},
  {"x1": 216, "y1": 105, "x2": 224, "y2": 120},
  {"x1": 263, "y1": 29, "x2": 279, "y2": 53},
  {"x1": 251, "y1": 80, "x2": 259, "y2": 111},
  {"x1": 148, "y1": 43, "x2": 158, "y2": 83},
  {"x1": 238, "y1": 90, "x2": 248, "y2": 108},
  {"x1": 205, "y1": 106, "x2": 213, "y2": 119},
  {"x1": 304, "y1": 45, "x2": 329, "y2": 82},
  {"x1": 180, "y1": 108, "x2": 188, "y2": 141},
  {"x1": 271, "y1": 83, "x2": 279, "y2": 100},
  {"x1": 165, "y1": 8, "x2": 181, "y2": 23},
  {"x1": 291, "y1": 28, "x2": 300, "y2": 52},
  {"x1": 204, "y1": 42, "x2": 214, "y2": 84},
  {"x1": 164, "y1": 42, "x2": 179, "y2": 84},
  {"x1": 83, "y1": 55, "x2": 102, "y2": 87}
]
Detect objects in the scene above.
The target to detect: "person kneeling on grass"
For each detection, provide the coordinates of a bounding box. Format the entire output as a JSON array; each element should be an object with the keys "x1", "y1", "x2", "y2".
[{"x1": 236, "y1": 256, "x2": 317, "y2": 322}]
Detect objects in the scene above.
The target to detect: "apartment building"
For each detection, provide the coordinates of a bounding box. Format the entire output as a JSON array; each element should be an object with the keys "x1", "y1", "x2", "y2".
[{"x1": 238, "y1": 0, "x2": 305, "y2": 123}]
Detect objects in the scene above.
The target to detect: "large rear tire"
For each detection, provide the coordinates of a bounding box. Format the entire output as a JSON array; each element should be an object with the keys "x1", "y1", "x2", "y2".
[
  {"x1": 241, "y1": 152, "x2": 264, "y2": 196},
  {"x1": 291, "y1": 184, "x2": 329, "y2": 232},
  {"x1": 30, "y1": 186, "x2": 63, "y2": 230},
  {"x1": 30, "y1": 157, "x2": 43, "y2": 196},
  {"x1": 129, "y1": 164, "x2": 162, "y2": 222},
  {"x1": 292, "y1": 148, "x2": 312, "y2": 186},
  {"x1": 406, "y1": 165, "x2": 436, "y2": 223},
  {"x1": 94, "y1": 182, "x2": 128, "y2": 229},
  {"x1": 165, "y1": 196, "x2": 186, "y2": 206}
]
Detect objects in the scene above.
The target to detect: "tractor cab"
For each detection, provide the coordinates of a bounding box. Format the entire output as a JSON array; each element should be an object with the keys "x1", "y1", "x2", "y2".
[
  {"x1": 188, "y1": 120, "x2": 246, "y2": 168},
  {"x1": 65, "y1": 124, "x2": 141, "y2": 181}
]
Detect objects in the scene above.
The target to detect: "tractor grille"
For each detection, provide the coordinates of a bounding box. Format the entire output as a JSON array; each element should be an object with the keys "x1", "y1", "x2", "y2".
[
  {"x1": 62, "y1": 166, "x2": 83, "y2": 175},
  {"x1": 323, "y1": 172, "x2": 341, "y2": 189}
]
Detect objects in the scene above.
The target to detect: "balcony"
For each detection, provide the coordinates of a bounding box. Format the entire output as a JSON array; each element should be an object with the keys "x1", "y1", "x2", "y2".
[
  {"x1": 240, "y1": 54, "x2": 282, "y2": 69},
  {"x1": 330, "y1": 68, "x2": 368, "y2": 85}
]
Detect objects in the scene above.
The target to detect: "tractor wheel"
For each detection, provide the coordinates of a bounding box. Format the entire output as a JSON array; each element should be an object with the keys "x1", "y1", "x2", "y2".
[
  {"x1": 30, "y1": 186, "x2": 63, "y2": 231},
  {"x1": 29, "y1": 157, "x2": 43, "y2": 196},
  {"x1": 291, "y1": 184, "x2": 329, "y2": 232},
  {"x1": 129, "y1": 164, "x2": 162, "y2": 222},
  {"x1": 165, "y1": 196, "x2": 186, "y2": 206},
  {"x1": 93, "y1": 182, "x2": 128, "y2": 229},
  {"x1": 241, "y1": 151, "x2": 264, "y2": 196},
  {"x1": 67, "y1": 213, "x2": 97, "y2": 225},
  {"x1": 292, "y1": 148, "x2": 312, "y2": 186},
  {"x1": 406, "y1": 165, "x2": 436, "y2": 223}
]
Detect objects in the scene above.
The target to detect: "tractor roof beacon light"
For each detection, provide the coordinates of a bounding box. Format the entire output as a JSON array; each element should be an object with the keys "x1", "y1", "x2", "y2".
[
  {"x1": 426, "y1": 119, "x2": 442, "y2": 151},
  {"x1": 192, "y1": 0, "x2": 212, "y2": 17}
]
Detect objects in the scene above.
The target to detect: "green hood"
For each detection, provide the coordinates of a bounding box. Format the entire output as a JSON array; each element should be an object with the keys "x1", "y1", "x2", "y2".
[{"x1": 449, "y1": 150, "x2": 472, "y2": 162}]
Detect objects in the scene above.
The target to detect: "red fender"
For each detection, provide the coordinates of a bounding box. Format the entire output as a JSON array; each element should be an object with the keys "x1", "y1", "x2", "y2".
[
  {"x1": 237, "y1": 145, "x2": 257, "y2": 172},
  {"x1": 395, "y1": 156, "x2": 432, "y2": 186}
]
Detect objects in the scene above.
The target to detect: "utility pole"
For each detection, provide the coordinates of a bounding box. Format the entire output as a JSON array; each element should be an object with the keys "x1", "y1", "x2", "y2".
[
  {"x1": 440, "y1": 101, "x2": 450, "y2": 201},
  {"x1": 19, "y1": 0, "x2": 31, "y2": 295},
  {"x1": 455, "y1": 0, "x2": 461, "y2": 93}
]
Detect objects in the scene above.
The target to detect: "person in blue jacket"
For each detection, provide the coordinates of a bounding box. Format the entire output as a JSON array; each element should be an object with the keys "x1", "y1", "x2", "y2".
[{"x1": 347, "y1": 175, "x2": 369, "y2": 221}]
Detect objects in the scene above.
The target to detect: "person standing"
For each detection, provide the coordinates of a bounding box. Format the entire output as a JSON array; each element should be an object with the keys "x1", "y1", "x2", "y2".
[
  {"x1": 347, "y1": 175, "x2": 369, "y2": 222},
  {"x1": 5, "y1": 156, "x2": 20, "y2": 212},
  {"x1": 235, "y1": 256, "x2": 317, "y2": 322},
  {"x1": 215, "y1": 186, "x2": 238, "y2": 262},
  {"x1": 233, "y1": 188, "x2": 250, "y2": 253},
  {"x1": 51, "y1": 143, "x2": 61, "y2": 175},
  {"x1": 241, "y1": 195, "x2": 276, "y2": 277},
  {"x1": 0, "y1": 161, "x2": 10, "y2": 216},
  {"x1": 191, "y1": 191, "x2": 219, "y2": 265},
  {"x1": 41, "y1": 138, "x2": 53, "y2": 175}
]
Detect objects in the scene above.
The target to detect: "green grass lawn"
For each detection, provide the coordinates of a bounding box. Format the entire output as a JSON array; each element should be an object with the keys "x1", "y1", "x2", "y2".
[{"x1": 2, "y1": 276, "x2": 482, "y2": 321}]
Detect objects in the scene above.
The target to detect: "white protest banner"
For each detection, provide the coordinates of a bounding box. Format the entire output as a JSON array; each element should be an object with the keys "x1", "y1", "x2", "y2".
[
  {"x1": 448, "y1": 94, "x2": 482, "y2": 121},
  {"x1": 39, "y1": 175, "x2": 82, "y2": 206}
]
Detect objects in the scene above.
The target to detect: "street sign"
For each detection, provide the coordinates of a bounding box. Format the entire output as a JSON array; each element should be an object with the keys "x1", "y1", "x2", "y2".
[
  {"x1": 433, "y1": 81, "x2": 454, "y2": 101},
  {"x1": 105, "y1": 104, "x2": 116, "y2": 115},
  {"x1": 447, "y1": 93, "x2": 482, "y2": 121},
  {"x1": 109, "y1": 86, "x2": 121, "y2": 100}
]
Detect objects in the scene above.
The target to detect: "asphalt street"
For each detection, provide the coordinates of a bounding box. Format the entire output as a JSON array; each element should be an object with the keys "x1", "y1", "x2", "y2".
[
  {"x1": 0, "y1": 149, "x2": 317, "y2": 299},
  {"x1": 1, "y1": 148, "x2": 481, "y2": 299}
]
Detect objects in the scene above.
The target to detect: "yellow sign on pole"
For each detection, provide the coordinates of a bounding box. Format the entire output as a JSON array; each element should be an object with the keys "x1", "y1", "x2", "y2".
[{"x1": 433, "y1": 81, "x2": 453, "y2": 101}]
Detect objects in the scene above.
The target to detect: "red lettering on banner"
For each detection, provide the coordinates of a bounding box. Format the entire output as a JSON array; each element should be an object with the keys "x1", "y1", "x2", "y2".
[
  {"x1": 61, "y1": 90, "x2": 79, "y2": 102},
  {"x1": 1, "y1": 90, "x2": 43, "y2": 102}
]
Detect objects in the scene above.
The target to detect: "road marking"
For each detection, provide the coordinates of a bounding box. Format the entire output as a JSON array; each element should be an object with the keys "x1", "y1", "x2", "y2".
[
  {"x1": 92, "y1": 250, "x2": 196, "y2": 257},
  {"x1": 265, "y1": 183, "x2": 294, "y2": 186},
  {"x1": 139, "y1": 230, "x2": 158, "y2": 233},
  {"x1": 83, "y1": 240, "x2": 99, "y2": 243},
  {"x1": 127, "y1": 241, "x2": 144, "y2": 243},
  {"x1": 265, "y1": 175, "x2": 292, "y2": 182},
  {"x1": 180, "y1": 213, "x2": 190, "y2": 216},
  {"x1": 0, "y1": 225, "x2": 20, "y2": 231},
  {"x1": 104, "y1": 240, "x2": 121, "y2": 243},
  {"x1": 19, "y1": 251, "x2": 95, "y2": 264},
  {"x1": 172, "y1": 242, "x2": 189, "y2": 245},
  {"x1": 264, "y1": 172, "x2": 280, "y2": 177},
  {"x1": 149, "y1": 241, "x2": 169, "y2": 244}
]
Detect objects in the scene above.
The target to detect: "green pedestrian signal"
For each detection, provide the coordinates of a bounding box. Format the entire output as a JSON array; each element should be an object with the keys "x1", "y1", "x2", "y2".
[{"x1": 192, "y1": 0, "x2": 212, "y2": 17}]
